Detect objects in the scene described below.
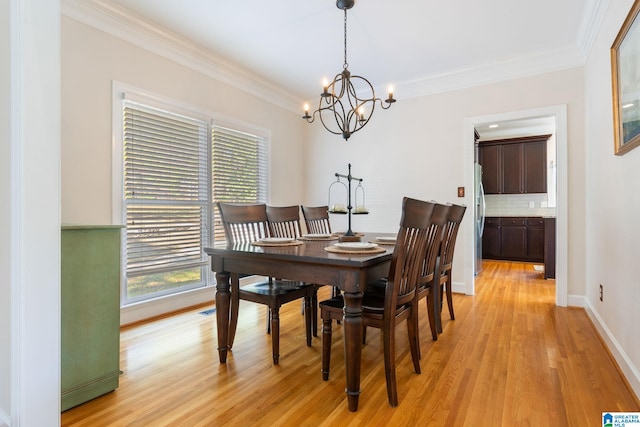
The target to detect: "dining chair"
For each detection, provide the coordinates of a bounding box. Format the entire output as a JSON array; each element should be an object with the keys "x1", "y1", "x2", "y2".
[
  {"x1": 415, "y1": 203, "x2": 451, "y2": 345},
  {"x1": 266, "y1": 205, "x2": 303, "y2": 239},
  {"x1": 319, "y1": 196, "x2": 435, "y2": 407},
  {"x1": 266, "y1": 205, "x2": 319, "y2": 337},
  {"x1": 363, "y1": 202, "x2": 449, "y2": 346},
  {"x1": 301, "y1": 205, "x2": 332, "y2": 235},
  {"x1": 301, "y1": 205, "x2": 340, "y2": 300},
  {"x1": 436, "y1": 203, "x2": 466, "y2": 326},
  {"x1": 217, "y1": 202, "x2": 313, "y2": 365}
]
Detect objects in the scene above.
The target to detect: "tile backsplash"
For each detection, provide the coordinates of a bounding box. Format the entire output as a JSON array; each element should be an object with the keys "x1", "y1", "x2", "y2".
[{"x1": 484, "y1": 193, "x2": 556, "y2": 217}]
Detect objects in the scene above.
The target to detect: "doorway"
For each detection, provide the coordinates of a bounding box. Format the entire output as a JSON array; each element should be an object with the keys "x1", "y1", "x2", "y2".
[{"x1": 463, "y1": 105, "x2": 568, "y2": 307}]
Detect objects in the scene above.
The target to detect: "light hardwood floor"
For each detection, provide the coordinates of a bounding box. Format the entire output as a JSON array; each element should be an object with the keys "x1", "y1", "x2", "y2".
[{"x1": 61, "y1": 260, "x2": 639, "y2": 426}]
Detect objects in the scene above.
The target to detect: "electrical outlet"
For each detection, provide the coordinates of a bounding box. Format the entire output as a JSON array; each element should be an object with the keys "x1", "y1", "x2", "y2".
[
  {"x1": 457, "y1": 187, "x2": 465, "y2": 197},
  {"x1": 599, "y1": 284, "x2": 603, "y2": 302}
]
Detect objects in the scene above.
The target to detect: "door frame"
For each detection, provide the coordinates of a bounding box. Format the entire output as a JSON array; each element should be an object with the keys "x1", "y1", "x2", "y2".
[{"x1": 463, "y1": 105, "x2": 568, "y2": 306}]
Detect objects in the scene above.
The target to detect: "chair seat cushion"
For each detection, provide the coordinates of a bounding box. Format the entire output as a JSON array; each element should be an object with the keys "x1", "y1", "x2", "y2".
[
  {"x1": 319, "y1": 290, "x2": 386, "y2": 315},
  {"x1": 241, "y1": 280, "x2": 311, "y2": 296},
  {"x1": 366, "y1": 277, "x2": 387, "y2": 295}
]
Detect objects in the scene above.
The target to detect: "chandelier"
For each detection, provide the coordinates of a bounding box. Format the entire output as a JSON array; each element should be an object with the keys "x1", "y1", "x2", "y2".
[{"x1": 302, "y1": 0, "x2": 395, "y2": 140}]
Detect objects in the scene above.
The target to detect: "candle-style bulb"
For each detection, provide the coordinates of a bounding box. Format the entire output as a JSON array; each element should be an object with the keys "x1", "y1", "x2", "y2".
[
  {"x1": 321, "y1": 78, "x2": 330, "y2": 97},
  {"x1": 386, "y1": 85, "x2": 396, "y2": 104},
  {"x1": 357, "y1": 106, "x2": 366, "y2": 123}
]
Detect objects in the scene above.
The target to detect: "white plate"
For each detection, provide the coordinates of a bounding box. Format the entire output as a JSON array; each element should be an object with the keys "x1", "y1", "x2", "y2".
[
  {"x1": 260, "y1": 237, "x2": 295, "y2": 244},
  {"x1": 334, "y1": 242, "x2": 378, "y2": 251},
  {"x1": 376, "y1": 236, "x2": 396, "y2": 242},
  {"x1": 303, "y1": 233, "x2": 332, "y2": 238}
]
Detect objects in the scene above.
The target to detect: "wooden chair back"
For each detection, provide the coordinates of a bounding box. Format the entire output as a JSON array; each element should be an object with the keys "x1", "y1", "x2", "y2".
[
  {"x1": 385, "y1": 197, "x2": 436, "y2": 309},
  {"x1": 415, "y1": 202, "x2": 450, "y2": 342},
  {"x1": 266, "y1": 205, "x2": 302, "y2": 238},
  {"x1": 439, "y1": 204, "x2": 467, "y2": 271},
  {"x1": 419, "y1": 203, "x2": 451, "y2": 285},
  {"x1": 301, "y1": 206, "x2": 332, "y2": 234},
  {"x1": 217, "y1": 202, "x2": 269, "y2": 245}
]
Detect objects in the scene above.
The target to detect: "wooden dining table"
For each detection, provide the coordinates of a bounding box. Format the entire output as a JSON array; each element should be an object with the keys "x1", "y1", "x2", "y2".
[{"x1": 204, "y1": 233, "x2": 394, "y2": 412}]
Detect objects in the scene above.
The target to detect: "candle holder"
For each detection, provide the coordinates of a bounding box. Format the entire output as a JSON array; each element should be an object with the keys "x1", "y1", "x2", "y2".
[
  {"x1": 328, "y1": 177, "x2": 348, "y2": 214},
  {"x1": 353, "y1": 181, "x2": 368, "y2": 214},
  {"x1": 328, "y1": 163, "x2": 368, "y2": 241}
]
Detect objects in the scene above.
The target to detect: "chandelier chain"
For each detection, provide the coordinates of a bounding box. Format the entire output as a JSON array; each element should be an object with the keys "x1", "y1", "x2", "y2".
[{"x1": 343, "y1": 8, "x2": 348, "y2": 70}]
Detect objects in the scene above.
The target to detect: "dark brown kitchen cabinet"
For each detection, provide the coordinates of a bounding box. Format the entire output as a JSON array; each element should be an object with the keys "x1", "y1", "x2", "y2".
[
  {"x1": 523, "y1": 141, "x2": 547, "y2": 193},
  {"x1": 479, "y1": 135, "x2": 549, "y2": 194},
  {"x1": 500, "y1": 218, "x2": 527, "y2": 259},
  {"x1": 480, "y1": 144, "x2": 501, "y2": 194},
  {"x1": 526, "y1": 218, "x2": 545, "y2": 261},
  {"x1": 501, "y1": 143, "x2": 523, "y2": 194},
  {"x1": 482, "y1": 217, "x2": 501, "y2": 259},
  {"x1": 482, "y1": 217, "x2": 544, "y2": 262},
  {"x1": 544, "y1": 218, "x2": 556, "y2": 279}
]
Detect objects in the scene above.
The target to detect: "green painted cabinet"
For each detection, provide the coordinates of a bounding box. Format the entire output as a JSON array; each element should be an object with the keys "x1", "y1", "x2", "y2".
[{"x1": 61, "y1": 225, "x2": 122, "y2": 411}]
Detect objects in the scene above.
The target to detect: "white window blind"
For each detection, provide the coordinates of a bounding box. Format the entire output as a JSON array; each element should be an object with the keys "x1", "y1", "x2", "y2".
[
  {"x1": 211, "y1": 124, "x2": 267, "y2": 241},
  {"x1": 123, "y1": 104, "x2": 209, "y2": 278}
]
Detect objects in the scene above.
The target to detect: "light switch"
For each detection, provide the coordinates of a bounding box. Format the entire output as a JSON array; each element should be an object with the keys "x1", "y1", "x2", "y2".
[{"x1": 457, "y1": 187, "x2": 465, "y2": 197}]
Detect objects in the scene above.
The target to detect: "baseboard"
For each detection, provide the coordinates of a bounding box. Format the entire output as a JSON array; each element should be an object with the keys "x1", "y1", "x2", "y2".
[
  {"x1": 567, "y1": 293, "x2": 586, "y2": 307},
  {"x1": 120, "y1": 286, "x2": 215, "y2": 326},
  {"x1": 584, "y1": 298, "x2": 640, "y2": 400},
  {"x1": 452, "y1": 281, "x2": 466, "y2": 294},
  {"x1": 120, "y1": 276, "x2": 266, "y2": 325}
]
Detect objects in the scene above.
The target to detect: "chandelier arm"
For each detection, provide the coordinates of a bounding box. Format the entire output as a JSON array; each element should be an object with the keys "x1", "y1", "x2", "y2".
[{"x1": 375, "y1": 97, "x2": 393, "y2": 110}]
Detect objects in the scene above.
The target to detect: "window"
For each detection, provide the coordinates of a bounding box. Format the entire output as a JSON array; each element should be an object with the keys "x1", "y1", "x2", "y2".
[
  {"x1": 118, "y1": 91, "x2": 268, "y2": 305},
  {"x1": 211, "y1": 125, "x2": 268, "y2": 241}
]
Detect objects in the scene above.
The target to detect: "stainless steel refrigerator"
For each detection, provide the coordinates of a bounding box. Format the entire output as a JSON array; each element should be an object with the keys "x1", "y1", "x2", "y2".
[{"x1": 474, "y1": 162, "x2": 485, "y2": 276}]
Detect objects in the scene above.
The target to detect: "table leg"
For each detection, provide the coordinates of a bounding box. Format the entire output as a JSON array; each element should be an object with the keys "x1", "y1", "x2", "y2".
[
  {"x1": 342, "y1": 291, "x2": 363, "y2": 412},
  {"x1": 215, "y1": 271, "x2": 231, "y2": 363}
]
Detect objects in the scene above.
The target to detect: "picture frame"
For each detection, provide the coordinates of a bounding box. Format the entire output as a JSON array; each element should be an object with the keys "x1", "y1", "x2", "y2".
[{"x1": 611, "y1": 0, "x2": 640, "y2": 155}]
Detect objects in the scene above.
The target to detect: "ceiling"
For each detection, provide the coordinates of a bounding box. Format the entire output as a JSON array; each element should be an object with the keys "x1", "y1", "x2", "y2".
[
  {"x1": 475, "y1": 116, "x2": 556, "y2": 141},
  {"x1": 86, "y1": 0, "x2": 594, "y2": 105}
]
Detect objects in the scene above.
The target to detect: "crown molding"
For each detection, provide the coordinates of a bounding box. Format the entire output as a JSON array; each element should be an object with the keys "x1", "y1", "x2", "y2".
[
  {"x1": 398, "y1": 44, "x2": 585, "y2": 99},
  {"x1": 62, "y1": 0, "x2": 592, "y2": 108},
  {"x1": 576, "y1": 0, "x2": 610, "y2": 59},
  {"x1": 61, "y1": 0, "x2": 302, "y2": 113}
]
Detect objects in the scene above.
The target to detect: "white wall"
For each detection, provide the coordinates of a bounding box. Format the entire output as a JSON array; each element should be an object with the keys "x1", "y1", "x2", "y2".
[
  {"x1": 61, "y1": 17, "x2": 307, "y2": 225},
  {"x1": 1, "y1": 2, "x2": 11, "y2": 423},
  {"x1": 1, "y1": 1, "x2": 62, "y2": 426},
  {"x1": 584, "y1": 0, "x2": 640, "y2": 397},
  {"x1": 304, "y1": 68, "x2": 585, "y2": 298}
]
